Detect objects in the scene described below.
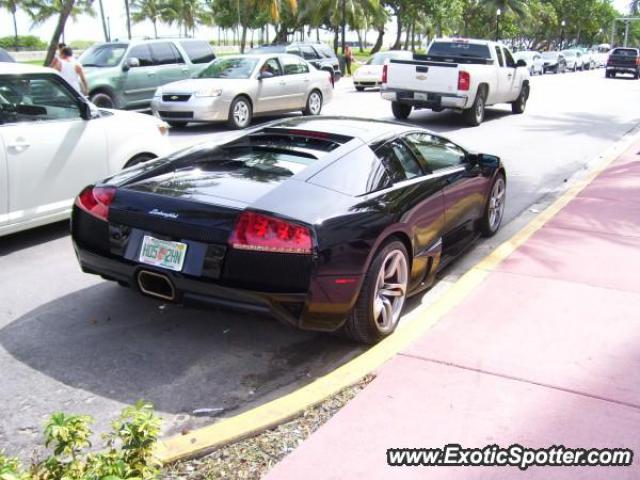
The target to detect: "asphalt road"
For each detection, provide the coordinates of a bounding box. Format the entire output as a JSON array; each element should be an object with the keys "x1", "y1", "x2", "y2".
[{"x1": 1, "y1": 68, "x2": 639, "y2": 458}]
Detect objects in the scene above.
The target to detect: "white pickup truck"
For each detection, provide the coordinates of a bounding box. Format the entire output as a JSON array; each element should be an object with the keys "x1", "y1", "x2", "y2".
[{"x1": 381, "y1": 38, "x2": 530, "y2": 126}]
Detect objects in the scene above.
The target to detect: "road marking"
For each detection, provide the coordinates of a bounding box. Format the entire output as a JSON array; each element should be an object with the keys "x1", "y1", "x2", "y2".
[{"x1": 155, "y1": 127, "x2": 640, "y2": 464}]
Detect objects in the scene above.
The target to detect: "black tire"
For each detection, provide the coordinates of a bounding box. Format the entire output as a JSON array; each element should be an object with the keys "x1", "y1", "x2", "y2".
[
  {"x1": 462, "y1": 89, "x2": 486, "y2": 126},
  {"x1": 511, "y1": 84, "x2": 528, "y2": 114},
  {"x1": 605, "y1": 71, "x2": 611, "y2": 78},
  {"x1": 90, "y1": 91, "x2": 116, "y2": 109},
  {"x1": 227, "y1": 96, "x2": 252, "y2": 129},
  {"x1": 124, "y1": 153, "x2": 156, "y2": 169},
  {"x1": 341, "y1": 239, "x2": 409, "y2": 344},
  {"x1": 391, "y1": 101, "x2": 411, "y2": 120},
  {"x1": 168, "y1": 121, "x2": 188, "y2": 128},
  {"x1": 303, "y1": 90, "x2": 323, "y2": 116},
  {"x1": 355, "y1": 86, "x2": 365, "y2": 91},
  {"x1": 480, "y1": 173, "x2": 506, "y2": 237}
]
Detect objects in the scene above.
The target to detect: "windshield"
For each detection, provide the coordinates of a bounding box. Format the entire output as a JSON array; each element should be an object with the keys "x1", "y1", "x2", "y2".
[
  {"x1": 542, "y1": 52, "x2": 558, "y2": 59},
  {"x1": 199, "y1": 57, "x2": 259, "y2": 79},
  {"x1": 561, "y1": 50, "x2": 575, "y2": 57},
  {"x1": 80, "y1": 44, "x2": 127, "y2": 67},
  {"x1": 428, "y1": 42, "x2": 491, "y2": 59},
  {"x1": 612, "y1": 48, "x2": 638, "y2": 57}
]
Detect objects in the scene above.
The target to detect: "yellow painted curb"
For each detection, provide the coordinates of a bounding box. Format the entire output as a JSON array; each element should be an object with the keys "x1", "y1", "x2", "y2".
[{"x1": 155, "y1": 129, "x2": 640, "y2": 464}]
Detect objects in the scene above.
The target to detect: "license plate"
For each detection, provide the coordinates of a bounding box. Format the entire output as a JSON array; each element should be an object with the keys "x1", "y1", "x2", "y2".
[
  {"x1": 414, "y1": 92, "x2": 428, "y2": 101},
  {"x1": 139, "y1": 236, "x2": 187, "y2": 272}
]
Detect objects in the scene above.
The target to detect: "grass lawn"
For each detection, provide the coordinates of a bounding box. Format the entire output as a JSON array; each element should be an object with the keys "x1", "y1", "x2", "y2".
[{"x1": 20, "y1": 59, "x2": 45, "y2": 66}]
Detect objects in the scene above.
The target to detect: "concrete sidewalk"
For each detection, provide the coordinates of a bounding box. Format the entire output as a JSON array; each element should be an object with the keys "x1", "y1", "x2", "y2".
[{"x1": 265, "y1": 143, "x2": 640, "y2": 479}]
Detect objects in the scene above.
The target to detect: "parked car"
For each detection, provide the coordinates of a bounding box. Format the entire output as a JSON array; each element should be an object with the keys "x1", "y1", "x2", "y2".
[
  {"x1": 578, "y1": 48, "x2": 596, "y2": 69},
  {"x1": 381, "y1": 38, "x2": 530, "y2": 126},
  {"x1": 561, "y1": 49, "x2": 583, "y2": 71},
  {"x1": 0, "y1": 48, "x2": 15, "y2": 62},
  {"x1": 71, "y1": 117, "x2": 506, "y2": 344},
  {"x1": 513, "y1": 50, "x2": 544, "y2": 75},
  {"x1": 541, "y1": 51, "x2": 567, "y2": 73},
  {"x1": 79, "y1": 38, "x2": 215, "y2": 110},
  {"x1": 151, "y1": 54, "x2": 333, "y2": 129},
  {"x1": 353, "y1": 50, "x2": 413, "y2": 91},
  {"x1": 606, "y1": 47, "x2": 640, "y2": 79},
  {"x1": 0, "y1": 63, "x2": 171, "y2": 236},
  {"x1": 249, "y1": 43, "x2": 342, "y2": 83}
]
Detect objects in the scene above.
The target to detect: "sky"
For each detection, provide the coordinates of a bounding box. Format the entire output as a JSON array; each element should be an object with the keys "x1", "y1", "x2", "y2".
[{"x1": 0, "y1": 0, "x2": 634, "y2": 45}]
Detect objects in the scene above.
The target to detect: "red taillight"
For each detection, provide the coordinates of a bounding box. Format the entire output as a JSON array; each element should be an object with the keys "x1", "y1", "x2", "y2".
[
  {"x1": 229, "y1": 211, "x2": 313, "y2": 254},
  {"x1": 636, "y1": 57, "x2": 640, "y2": 66},
  {"x1": 458, "y1": 71, "x2": 470, "y2": 91},
  {"x1": 75, "y1": 186, "x2": 116, "y2": 221},
  {"x1": 382, "y1": 64, "x2": 388, "y2": 84}
]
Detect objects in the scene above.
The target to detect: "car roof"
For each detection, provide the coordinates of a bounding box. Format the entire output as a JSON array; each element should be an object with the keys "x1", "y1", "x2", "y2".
[
  {"x1": 268, "y1": 116, "x2": 418, "y2": 143},
  {"x1": 0, "y1": 63, "x2": 59, "y2": 75}
]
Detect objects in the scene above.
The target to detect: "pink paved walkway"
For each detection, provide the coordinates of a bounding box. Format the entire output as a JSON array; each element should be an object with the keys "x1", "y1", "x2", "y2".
[{"x1": 265, "y1": 144, "x2": 640, "y2": 479}]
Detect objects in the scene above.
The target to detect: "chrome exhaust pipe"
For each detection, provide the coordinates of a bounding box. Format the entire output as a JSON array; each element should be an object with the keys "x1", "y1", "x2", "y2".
[{"x1": 137, "y1": 270, "x2": 176, "y2": 301}]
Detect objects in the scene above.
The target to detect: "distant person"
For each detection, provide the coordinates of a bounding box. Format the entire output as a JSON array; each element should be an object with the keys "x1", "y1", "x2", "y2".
[
  {"x1": 344, "y1": 45, "x2": 355, "y2": 76},
  {"x1": 54, "y1": 46, "x2": 89, "y2": 95},
  {"x1": 50, "y1": 42, "x2": 67, "y2": 68}
]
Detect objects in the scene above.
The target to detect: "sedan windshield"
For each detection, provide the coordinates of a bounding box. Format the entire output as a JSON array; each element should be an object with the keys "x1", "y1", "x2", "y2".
[
  {"x1": 561, "y1": 50, "x2": 576, "y2": 57},
  {"x1": 80, "y1": 44, "x2": 127, "y2": 67},
  {"x1": 199, "y1": 57, "x2": 259, "y2": 79},
  {"x1": 542, "y1": 52, "x2": 558, "y2": 59}
]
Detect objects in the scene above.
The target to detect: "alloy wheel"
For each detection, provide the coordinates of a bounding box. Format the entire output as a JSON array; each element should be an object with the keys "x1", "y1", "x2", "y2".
[
  {"x1": 372, "y1": 250, "x2": 408, "y2": 333},
  {"x1": 233, "y1": 100, "x2": 250, "y2": 127},
  {"x1": 308, "y1": 91, "x2": 322, "y2": 115},
  {"x1": 488, "y1": 176, "x2": 506, "y2": 231}
]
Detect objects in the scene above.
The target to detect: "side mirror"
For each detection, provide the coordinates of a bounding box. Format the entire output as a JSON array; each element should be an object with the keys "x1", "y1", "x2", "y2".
[
  {"x1": 79, "y1": 100, "x2": 92, "y2": 120},
  {"x1": 468, "y1": 153, "x2": 500, "y2": 168},
  {"x1": 516, "y1": 59, "x2": 527, "y2": 68},
  {"x1": 123, "y1": 57, "x2": 140, "y2": 71}
]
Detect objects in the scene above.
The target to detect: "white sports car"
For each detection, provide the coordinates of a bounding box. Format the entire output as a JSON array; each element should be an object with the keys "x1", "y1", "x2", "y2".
[{"x1": 0, "y1": 63, "x2": 171, "y2": 236}]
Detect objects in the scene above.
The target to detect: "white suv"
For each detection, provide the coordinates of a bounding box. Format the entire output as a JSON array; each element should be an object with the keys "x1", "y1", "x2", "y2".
[{"x1": 0, "y1": 63, "x2": 171, "y2": 236}]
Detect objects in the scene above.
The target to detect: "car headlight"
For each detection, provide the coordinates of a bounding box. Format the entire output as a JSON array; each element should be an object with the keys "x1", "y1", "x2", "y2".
[
  {"x1": 154, "y1": 88, "x2": 162, "y2": 98},
  {"x1": 194, "y1": 88, "x2": 223, "y2": 98},
  {"x1": 157, "y1": 121, "x2": 169, "y2": 136}
]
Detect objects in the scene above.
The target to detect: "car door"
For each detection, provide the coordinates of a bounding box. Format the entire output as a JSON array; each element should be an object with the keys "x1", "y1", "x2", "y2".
[
  {"x1": 149, "y1": 42, "x2": 190, "y2": 87},
  {"x1": 255, "y1": 57, "x2": 288, "y2": 113},
  {"x1": 533, "y1": 53, "x2": 543, "y2": 73},
  {"x1": 502, "y1": 47, "x2": 520, "y2": 101},
  {"x1": 375, "y1": 138, "x2": 446, "y2": 286},
  {"x1": 404, "y1": 132, "x2": 488, "y2": 240},
  {"x1": 122, "y1": 44, "x2": 156, "y2": 106},
  {"x1": 299, "y1": 45, "x2": 322, "y2": 70},
  {"x1": 0, "y1": 74, "x2": 108, "y2": 228},
  {"x1": 492, "y1": 45, "x2": 510, "y2": 103},
  {"x1": 279, "y1": 55, "x2": 309, "y2": 108},
  {"x1": 0, "y1": 131, "x2": 7, "y2": 229}
]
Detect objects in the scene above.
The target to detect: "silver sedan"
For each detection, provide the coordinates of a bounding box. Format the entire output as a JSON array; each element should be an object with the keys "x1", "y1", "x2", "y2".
[{"x1": 151, "y1": 54, "x2": 334, "y2": 129}]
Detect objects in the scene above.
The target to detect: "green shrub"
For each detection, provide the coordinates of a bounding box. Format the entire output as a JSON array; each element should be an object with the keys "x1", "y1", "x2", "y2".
[
  {"x1": 0, "y1": 36, "x2": 47, "y2": 51},
  {"x1": 3, "y1": 401, "x2": 161, "y2": 480},
  {"x1": 69, "y1": 40, "x2": 96, "y2": 50}
]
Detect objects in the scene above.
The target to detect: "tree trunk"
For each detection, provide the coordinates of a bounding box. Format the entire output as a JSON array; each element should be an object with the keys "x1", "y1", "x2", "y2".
[
  {"x1": 124, "y1": 0, "x2": 132, "y2": 39},
  {"x1": 403, "y1": 20, "x2": 410, "y2": 50},
  {"x1": 357, "y1": 30, "x2": 364, "y2": 52},
  {"x1": 333, "y1": 26, "x2": 339, "y2": 52},
  {"x1": 240, "y1": 25, "x2": 248, "y2": 53},
  {"x1": 153, "y1": 19, "x2": 158, "y2": 39},
  {"x1": 274, "y1": 24, "x2": 288, "y2": 43},
  {"x1": 316, "y1": 27, "x2": 320, "y2": 42},
  {"x1": 411, "y1": 18, "x2": 416, "y2": 51},
  {"x1": 45, "y1": 0, "x2": 75, "y2": 66},
  {"x1": 341, "y1": 0, "x2": 346, "y2": 53},
  {"x1": 392, "y1": 12, "x2": 402, "y2": 50},
  {"x1": 11, "y1": 6, "x2": 18, "y2": 50},
  {"x1": 371, "y1": 26, "x2": 384, "y2": 54},
  {"x1": 97, "y1": 0, "x2": 109, "y2": 41}
]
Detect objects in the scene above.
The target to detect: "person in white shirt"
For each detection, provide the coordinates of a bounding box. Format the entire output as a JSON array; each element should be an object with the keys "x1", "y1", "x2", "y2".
[{"x1": 53, "y1": 46, "x2": 88, "y2": 96}]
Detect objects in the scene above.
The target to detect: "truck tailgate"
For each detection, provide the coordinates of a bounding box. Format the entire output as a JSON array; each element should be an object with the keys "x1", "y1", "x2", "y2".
[{"x1": 386, "y1": 60, "x2": 459, "y2": 93}]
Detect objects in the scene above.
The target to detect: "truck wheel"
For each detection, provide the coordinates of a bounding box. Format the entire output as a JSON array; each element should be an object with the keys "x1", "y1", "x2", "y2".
[
  {"x1": 462, "y1": 90, "x2": 485, "y2": 126},
  {"x1": 391, "y1": 102, "x2": 412, "y2": 120},
  {"x1": 511, "y1": 85, "x2": 529, "y2": 114}
]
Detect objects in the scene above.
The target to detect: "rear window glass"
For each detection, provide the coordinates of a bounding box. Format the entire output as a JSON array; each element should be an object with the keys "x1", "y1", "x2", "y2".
[
  {"x1": 612, "y1": 48, "x2": 638, "y2": 57},
  {"x1": 180, "y1": 41, "x2": 216, "y2": 64},
  {"x1": 428, "y1": 42, "x2": 491, "y2": 59}
]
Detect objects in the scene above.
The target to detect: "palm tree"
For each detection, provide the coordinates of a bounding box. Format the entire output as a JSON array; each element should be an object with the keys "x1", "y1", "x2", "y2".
[
  {"x1": 0, "y1": 0, "x2": 22, "y2": 49},
  {"x1": 132, "y1": 0, "x2": 164, "y2": 38},
  {"x1": 163, "y1": 0, "x2": 208, "y2": 36},
  {"x1": 481, "y1": 0, "x2": 527, "y2": 19}
]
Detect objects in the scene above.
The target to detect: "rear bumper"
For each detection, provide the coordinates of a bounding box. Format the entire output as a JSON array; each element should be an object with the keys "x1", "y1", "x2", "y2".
[
  {"x1": 71, "y1": 208, "x2": 361, "y2": 332},
  {"x1": 381, "y1": 88, "x2": 468, "y2": 109},
  {"x1": 607, "y1": 66, "x2": 638, "y2": 73}
]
